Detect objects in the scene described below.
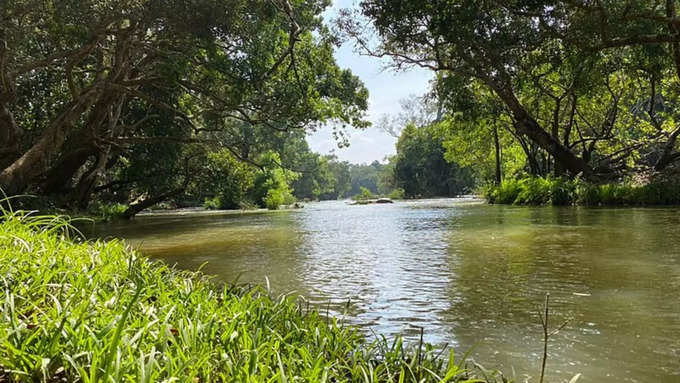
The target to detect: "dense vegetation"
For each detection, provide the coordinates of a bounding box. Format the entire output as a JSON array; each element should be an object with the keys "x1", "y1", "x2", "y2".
[
  {"x1": 486, "y1": 176, "x2": 680, "y2": 206},
  {"x1": 339, "y1": 0, "x2": 680, "y2": 202},
  {"x1": 5, "y1": 1, "x2": 680, "y2": 212},
  {"x1": 0, "y1": 0, "x2": 368, "y2": 215},
  {"x1": 0, "y1": 210, "x2": 506, "y2": 382}
]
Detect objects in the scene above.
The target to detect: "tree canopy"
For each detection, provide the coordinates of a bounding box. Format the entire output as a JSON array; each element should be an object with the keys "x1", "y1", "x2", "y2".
[
  {"x1": 0, "y1": 0, "x2": 368, "y2": 213},
  {"x1": 341, "y1": 1, "x2": 680, "y2": 182}
]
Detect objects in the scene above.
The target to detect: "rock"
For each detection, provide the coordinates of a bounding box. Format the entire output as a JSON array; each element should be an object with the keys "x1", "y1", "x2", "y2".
[{"x1": 375, "y1": 198, "x2": 394, "y2": 204}]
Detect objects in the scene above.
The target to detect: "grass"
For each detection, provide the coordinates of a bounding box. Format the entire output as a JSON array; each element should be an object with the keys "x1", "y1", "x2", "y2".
[
  {"x1": 87, "y1": 202, "x2": 129, "y2": 221},
  {"x1": 0, "y1": 207, "x2": 504, "y2": 382},
  {"x1": 484, "y1": 177, "x2": 680, "y2": 206}
]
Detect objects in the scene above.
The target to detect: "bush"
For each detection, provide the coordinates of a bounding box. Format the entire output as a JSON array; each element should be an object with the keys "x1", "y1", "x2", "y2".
[
  {"x1": 486, "y1": 179, "x2": 522, "y2": 204},
  {"x1": 514, "y1": 177, "x2": 552, "y2": 205},
  {"x1": 203, "y1": 196, "x2": 223, "y2": 210},
  {"x1": 0, "y1": 210, "x2": 504, "y2": 382},
  {"x1": 388, "y1": 188, "x2": 406, "y2": 200},
  {"x1": 352, "y1": 186, "x2": 375, "y2": 201},
  {"x1": 488, "y1": 177, "x2": 680, "y2": 206},
  {"x1": 263, "y1": 187, "x2": 296, "y2": 210},
  {"x1": 88, "y1": 202, "x2": 128, "y2": 220},
  {"x1": 550, "y1": 178, "x2": 575, "y2": 206},
  {"x1": 252, "y1": 152, "x2": 299, "y2": 210}
]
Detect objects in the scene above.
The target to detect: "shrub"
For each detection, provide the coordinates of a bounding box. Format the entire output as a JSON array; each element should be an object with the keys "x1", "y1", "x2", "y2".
[
  {"x1": 388, "y1": 188, "x2": 406, "y2": 199},
  {"x1": 549, "y1": 178, "x2": 574, "y2": 206},
  {"x1": 203, "y1": 196, "x2": 222, "y2": 210},
  {"x1": 489, "y1": 177, "x2": 680, "y2": 206},
  {"x1": 352, "y1": 186, "x2": 375, "y2": 201},
  {"x1": 487, "y1": 179, "x2": 522, "y2": 204},
  {"x1": 515, "y1": 177, "x2": 552, "y2": 205},
  {"x1": 88, "y1": 202, "x2": 128, "y2": 220}
]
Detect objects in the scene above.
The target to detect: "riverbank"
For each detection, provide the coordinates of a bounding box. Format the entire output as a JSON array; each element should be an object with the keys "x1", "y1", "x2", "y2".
[
  {"x1": 0, "y1": 209, "x2": 504, "y2": 382},
  {"x1": 484, "y1": 177, "x2": 680, "y2": 206}
]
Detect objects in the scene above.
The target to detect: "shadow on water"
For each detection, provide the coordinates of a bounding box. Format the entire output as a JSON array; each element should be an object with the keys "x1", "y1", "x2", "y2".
[{"x1": 87, "y1": 200, "x2": 680, "y2": 383}]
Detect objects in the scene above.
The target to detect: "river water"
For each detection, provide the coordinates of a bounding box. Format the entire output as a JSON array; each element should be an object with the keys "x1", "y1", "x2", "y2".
[{"x1": 87, "y1": 199, "x2": 680, "y2": 382}]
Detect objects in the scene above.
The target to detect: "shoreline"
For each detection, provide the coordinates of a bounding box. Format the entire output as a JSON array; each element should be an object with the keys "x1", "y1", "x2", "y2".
[{"x1": 0, "y1": 209, "x2": 509, "y2": 382}]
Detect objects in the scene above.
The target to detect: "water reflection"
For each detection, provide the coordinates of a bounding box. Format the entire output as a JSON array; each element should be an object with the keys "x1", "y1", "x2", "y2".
[
  {"x1": 445, "y1": 206, "x2": 680, "y2": 382},
  {"x1": 87, "y1": 200, "x2": 680, "y2": 383}
]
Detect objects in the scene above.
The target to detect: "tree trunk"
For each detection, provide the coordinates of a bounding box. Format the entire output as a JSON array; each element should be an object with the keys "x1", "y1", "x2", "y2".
[
  {"x1": 654, "y1": 126, "x2": 680, "y2": 171},
  {"x1": 73, "y1": 147, "x2": 111, "y2": 209},
  {"x1": 0, "y1": 102, "x2": 20, "y2": 169},
  {"x1": 0, "y1": 88, "x2": 98, "y2": 195},
  {"x1": 71, "y1": 95, "x2": 125, "y2": 208},
  {"x1": 122, "y1": 188, "x2": 183, "y2": 219},
  {"x1": 493, "y1": 125, "x2": 502, "y2": 185},
  {"x1": 40, "y1": 146, "x2": 96, "y2": 194},
  {"x1": 483, "y1": 77, "x2": 589, "y2": 176},
  {"x1": 552, "y1": 98, "x2": 565, "y2": 176}
]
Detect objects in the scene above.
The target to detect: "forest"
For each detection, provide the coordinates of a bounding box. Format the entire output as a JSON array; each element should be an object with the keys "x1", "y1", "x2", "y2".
[
  {"x1": 0, "y1": 0, "x2": 370, "y2": 217},
  {"x1": 348, "y1": 0, "x2": 680, "y2": 205},
  {"x1": 4, "y1": 0, "x2": 680, "y2": 215}
]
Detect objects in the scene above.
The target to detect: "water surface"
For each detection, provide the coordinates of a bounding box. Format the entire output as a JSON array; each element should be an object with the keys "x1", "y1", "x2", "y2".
[{"x1": 88, "y1": 199, "x2": 680, "y2": 383}]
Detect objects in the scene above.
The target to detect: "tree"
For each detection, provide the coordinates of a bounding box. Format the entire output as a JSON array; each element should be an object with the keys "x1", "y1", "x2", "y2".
[
  {"x1": 377, "y1": 94, "x2": 441, "y2": 138},
  {"x1": 348, "y1": 161, "x2": 386, "y2": 196},
  {"x1": 252, "y1": 152, "x2": 298, "y2": 210},
  {"x1": 341, "y1": 1, "x2": 680, "y2": 179},
  {"x1": 393, "y1": 124, "x2": 474, "y2": 198},
  {"x1": 0, "y1": 0, "x2": 369, "y2": 215}
]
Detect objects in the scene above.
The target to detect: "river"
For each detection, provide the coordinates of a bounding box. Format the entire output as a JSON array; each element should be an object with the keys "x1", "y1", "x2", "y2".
[{"x1": 86, "y1": 199, "x2": 680, "y2": 383}]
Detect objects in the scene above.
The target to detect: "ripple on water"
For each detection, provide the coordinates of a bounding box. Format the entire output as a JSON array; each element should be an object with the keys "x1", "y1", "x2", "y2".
[{"x1": 87, "y1": 200, "x2": 680, "y2": 383}]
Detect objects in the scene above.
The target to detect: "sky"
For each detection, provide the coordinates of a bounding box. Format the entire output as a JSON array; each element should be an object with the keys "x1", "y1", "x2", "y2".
[{"x1": 305, "y1": 0, "x2": 433, "y2": 164}]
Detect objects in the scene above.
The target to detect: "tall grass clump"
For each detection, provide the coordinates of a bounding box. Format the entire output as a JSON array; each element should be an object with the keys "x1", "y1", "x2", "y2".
[
  {"x1": 485, "y1": 177, "x2": 573, "y2": 206},
  {"x1": 0, "y1": 208, "x2": 502, "y2": 382},
  {"x1": 485, "y1": 177, "x2": 680, "y2": 206},
  {"x1": 87, "y1": 202, "x2": 129, "y2": 221}
]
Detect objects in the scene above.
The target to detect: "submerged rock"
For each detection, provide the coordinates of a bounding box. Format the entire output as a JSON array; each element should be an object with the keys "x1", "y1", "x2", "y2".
[
  {"x1": 375, "y1": 198, "x2": 394, "y2": 204},
  {"x1": 348, "y1": 198, "x2": 394, "y2": 205}
]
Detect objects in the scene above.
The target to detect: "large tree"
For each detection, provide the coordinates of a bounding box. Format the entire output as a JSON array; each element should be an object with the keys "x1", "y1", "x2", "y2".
[
  {"x1": 342, "y1": 0, "x2": 680, "y2": 179},
  {"x1": 0, "y1": 0, "x2": 368, "y2": 212}
]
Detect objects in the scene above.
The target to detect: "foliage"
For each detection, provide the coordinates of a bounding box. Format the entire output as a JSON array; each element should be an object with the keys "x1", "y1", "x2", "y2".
[
  {"x1": 0, "y1": 0, "x2": 368, "y2": 215},
  {"x1": 0, "y1": 210, "x2": 504, "y2": 382},
  {"x1": 348, "y1": 161, "x2": 388, "y2": 196},
  {"x1": 388, "y1": 188, "x2": 406, "y2": 200},
  {"x1": 323, "y1": 157, "x2": 353, "y2": 200},
  {"x1": 290, "y1": 152, "x2": 351, "y2": 201},
  {"x1": 252, "y1": 152, "x2": 299, "y2": 210},
  {"x1": 202, "y1": 196, "x2": 223, "y2": 210},
  {"x1": 87, "y1": 202, "x2": 129, "y2": 221},
  {"x1": 197, "y1": 150, "x2": 257, "y2": 210},
  {"x1": 342, "y1": 0, "x2": 680, "y2": 182},
  {"x1": 352, "y1": 186, "x2": 375, "y2": 201},
  {"x1": 486, "y1": 177, "x2": 680, "y2": 206},
  {"x1": 393, "y1": 124, "x2": 475, "y2": 198}
]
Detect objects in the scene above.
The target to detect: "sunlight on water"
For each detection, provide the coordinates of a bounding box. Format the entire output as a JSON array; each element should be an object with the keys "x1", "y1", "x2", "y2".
[{"x1": 87, "y1": 200, "x2": 680, "y2": 383}]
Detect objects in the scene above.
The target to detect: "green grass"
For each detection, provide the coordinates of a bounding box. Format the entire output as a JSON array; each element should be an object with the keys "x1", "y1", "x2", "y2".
[
  {"x1": 485, "y1": 177, "x2": 680, "y2": 206},
  {"x1": 87, "y1": 202, "x2": 129, "y2": 221},
  {"x1": 0, "y1": 208, "x2": 503, "y2": 382}
]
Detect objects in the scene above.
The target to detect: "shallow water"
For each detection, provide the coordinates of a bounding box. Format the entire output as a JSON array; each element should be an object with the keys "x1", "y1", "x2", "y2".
[{"x1": 87, "y1": 199, "x2": 680, "y2": 382}]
